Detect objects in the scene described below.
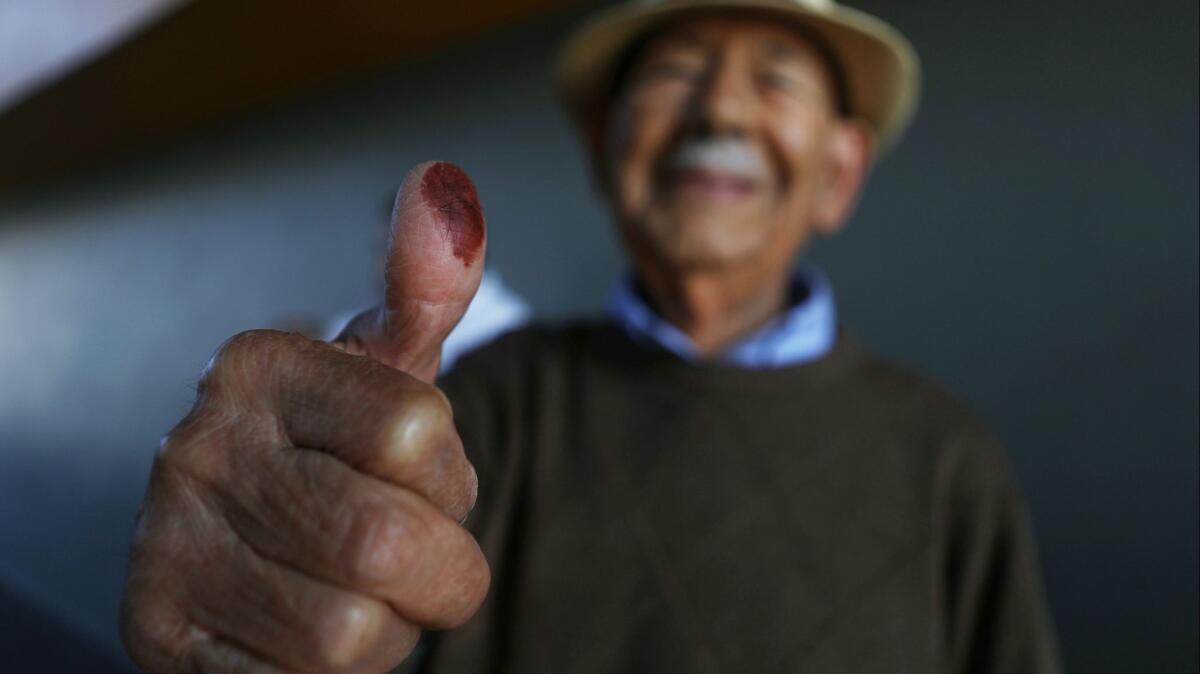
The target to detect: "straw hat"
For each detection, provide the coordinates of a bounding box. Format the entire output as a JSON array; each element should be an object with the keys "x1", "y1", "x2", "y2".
[{"x1": 555, "y1": 0, "x2": 921, "y2": 155}]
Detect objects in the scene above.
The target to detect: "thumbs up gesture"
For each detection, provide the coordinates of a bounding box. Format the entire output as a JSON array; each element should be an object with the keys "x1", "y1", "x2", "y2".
[{"x1": 120, "y1": 162, "x2": 491, "y2": 673}]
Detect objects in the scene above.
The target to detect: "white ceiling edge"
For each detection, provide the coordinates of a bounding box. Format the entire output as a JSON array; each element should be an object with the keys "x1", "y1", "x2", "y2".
[{"x1": 0, "y1": 0, "x2": 190, "y2": 111}]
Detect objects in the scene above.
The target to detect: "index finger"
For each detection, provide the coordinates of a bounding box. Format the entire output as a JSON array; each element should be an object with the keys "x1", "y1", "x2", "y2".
[{"x1": 209, "y1": 330, "x2": 477, "y2": 521}]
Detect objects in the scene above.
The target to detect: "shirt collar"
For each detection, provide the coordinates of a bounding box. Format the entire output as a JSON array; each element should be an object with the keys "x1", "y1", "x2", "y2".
[{"x1": 606, "y1": 263, "x2": 837, "y2": 369}]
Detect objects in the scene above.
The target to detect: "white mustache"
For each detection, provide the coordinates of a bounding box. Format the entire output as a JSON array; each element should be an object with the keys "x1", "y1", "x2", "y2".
[{"x1": 669, "y1": 137, "x2": 768, "y2": 180}]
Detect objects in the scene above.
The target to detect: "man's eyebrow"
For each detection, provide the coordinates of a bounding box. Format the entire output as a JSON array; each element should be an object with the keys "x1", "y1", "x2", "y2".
[{"x1": 760, "y1": 38, "x2": 807, "y2": 63}]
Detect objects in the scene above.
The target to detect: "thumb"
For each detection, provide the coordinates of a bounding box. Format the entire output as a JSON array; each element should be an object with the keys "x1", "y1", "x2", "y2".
[{"x1": 336, "y1": 161, "x2": 486, "y2": 383}]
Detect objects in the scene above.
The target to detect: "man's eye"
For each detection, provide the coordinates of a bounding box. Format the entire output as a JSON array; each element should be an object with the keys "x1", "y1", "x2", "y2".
[
  {"x1": 759, "y1": 71, "x2": 799, "y2": 91},
  {"x1": 759, "y1": 71, "x2": 826, "y2": 104}
]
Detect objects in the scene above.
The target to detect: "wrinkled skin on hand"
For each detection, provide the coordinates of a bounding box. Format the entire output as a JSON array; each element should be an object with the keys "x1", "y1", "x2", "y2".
[{"x1": 120, "y1": 162, "x2": 490, "y2": 674}]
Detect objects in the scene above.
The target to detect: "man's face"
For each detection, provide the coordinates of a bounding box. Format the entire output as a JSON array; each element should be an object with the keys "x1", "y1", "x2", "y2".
[{"x1": 605, "y1": 15, "x2": 864, "y2": 275}]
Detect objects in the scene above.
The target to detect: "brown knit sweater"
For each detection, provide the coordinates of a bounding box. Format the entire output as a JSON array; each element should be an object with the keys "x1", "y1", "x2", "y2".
[{"x1": 407, "y1": 321, "x2": 1061, "y2": 674}]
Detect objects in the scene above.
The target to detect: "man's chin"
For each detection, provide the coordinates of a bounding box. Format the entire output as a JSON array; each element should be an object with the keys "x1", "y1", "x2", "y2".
[
  {"x1": 643, "y1": 210, "x2": 766, "y2": 268},
  {"x1": 644, "y1": 235, "x2": 764, "y2": 272}
]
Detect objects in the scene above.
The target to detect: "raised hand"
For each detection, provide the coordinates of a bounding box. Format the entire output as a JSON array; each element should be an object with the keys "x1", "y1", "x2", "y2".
[{"x1": 121, "y1": 162, "x2": 490, "y2": 674}]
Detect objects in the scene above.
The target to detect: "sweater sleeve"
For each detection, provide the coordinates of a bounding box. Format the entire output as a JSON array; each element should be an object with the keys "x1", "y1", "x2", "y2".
[{"x1": 940, "y1": 430, "x2": 1063, "y2": 674}]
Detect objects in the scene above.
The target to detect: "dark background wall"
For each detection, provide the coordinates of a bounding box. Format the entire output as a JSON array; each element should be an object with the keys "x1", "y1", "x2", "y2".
[{"x1": 0, "y1": 0, "x2": 1195, "y2": 671}]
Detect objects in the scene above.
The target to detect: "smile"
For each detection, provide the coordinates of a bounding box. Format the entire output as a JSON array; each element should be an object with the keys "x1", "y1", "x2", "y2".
[{"x1": 667, "y1": 167, "x2": 759, "y2": 202}]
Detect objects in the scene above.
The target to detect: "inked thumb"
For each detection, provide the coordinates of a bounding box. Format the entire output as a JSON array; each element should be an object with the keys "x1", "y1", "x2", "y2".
[{"x1": 336, "y1": 161, "x2": 486, "y2": 383}]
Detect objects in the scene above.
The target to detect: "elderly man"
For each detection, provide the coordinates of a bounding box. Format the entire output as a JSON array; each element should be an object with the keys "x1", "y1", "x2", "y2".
[{"x1": 120, "y1": 1, "x2": 1062, "y2": 672}]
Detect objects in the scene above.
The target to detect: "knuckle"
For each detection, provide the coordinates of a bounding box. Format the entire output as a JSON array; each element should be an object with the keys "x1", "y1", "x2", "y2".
[
  {"x1": 313, "y1": 595, "x2": 385, "y2": 668},
  {"x1": 382, "y1": 386, "x2": 453, "y2": 467},
  {"x1": 154, "y1": 429, "x2": 188, "y2": 469},
  {"x1": 203, "y1": 330, "x2": 267, "y2": 382},
  {"x1": 345, "y1": 505, "x2": 426, "y2": 587},
  {"x1": 177, "y1": 330, "x2": 297, "y2": 456},
  {"x1": 151, "y1": 416, "x2": 229, "y2": 486},
  {"x1": 155, "y1": 417, "x2": 215, "y2": 463},
  {"x1": 200, "y1": 329, "x2": 301, "y2": 399}
]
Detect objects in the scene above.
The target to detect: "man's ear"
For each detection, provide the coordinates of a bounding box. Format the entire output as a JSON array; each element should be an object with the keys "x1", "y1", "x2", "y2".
[{"x1": 811, "y1": 119, "x2": 873, "y2": 236}]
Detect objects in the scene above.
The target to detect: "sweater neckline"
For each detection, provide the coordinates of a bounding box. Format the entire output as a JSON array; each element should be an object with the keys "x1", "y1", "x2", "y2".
[{"x1": 581, "y1": 320, "x2": 867, "y2": 396}]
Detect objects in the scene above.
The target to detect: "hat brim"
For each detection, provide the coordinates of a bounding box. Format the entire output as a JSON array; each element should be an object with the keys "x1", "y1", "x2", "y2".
[{"x1": 554, "y1": 0, "x2": 921, "y2": 156}]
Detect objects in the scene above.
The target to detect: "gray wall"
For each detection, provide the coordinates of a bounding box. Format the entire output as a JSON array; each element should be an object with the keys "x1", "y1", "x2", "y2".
[{"x1": 0, "y1": 1, "x2": 1195, "y2": 671}]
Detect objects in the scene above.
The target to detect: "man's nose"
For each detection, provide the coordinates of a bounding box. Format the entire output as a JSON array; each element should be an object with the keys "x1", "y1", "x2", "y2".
[{"x1": 689, "y1": 52, "x2": 756, "y2": 136}]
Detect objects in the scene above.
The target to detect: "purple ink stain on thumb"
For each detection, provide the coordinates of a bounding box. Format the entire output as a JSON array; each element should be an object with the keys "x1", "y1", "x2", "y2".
[{"x1": 421, "y1": 162, "x2": 485, "y2": 266}]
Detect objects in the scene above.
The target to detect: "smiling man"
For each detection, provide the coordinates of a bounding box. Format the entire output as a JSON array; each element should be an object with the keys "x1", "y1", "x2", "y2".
[
  {"x1": 120, "y1": 1, "x2": 1062, "y2": 673},
  {"x1": 598, "y1": 12, "x2": 869, "y2": 359}
]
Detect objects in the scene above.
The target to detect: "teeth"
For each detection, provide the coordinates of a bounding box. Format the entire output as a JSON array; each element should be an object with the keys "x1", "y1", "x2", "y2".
[{"x1": 671, "y1": 138, "x2": 766, "y2": 179}]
